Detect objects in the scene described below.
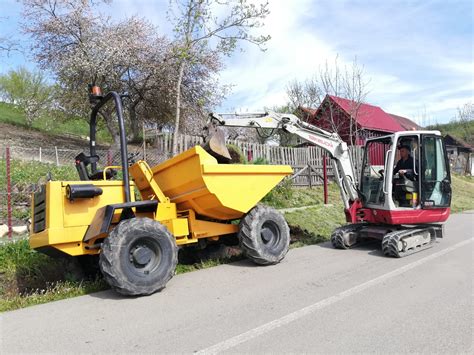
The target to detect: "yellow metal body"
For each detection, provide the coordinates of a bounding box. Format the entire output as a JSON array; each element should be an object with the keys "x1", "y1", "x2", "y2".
[
  {"x1": 30, "y1": 180, "x2": 136, "y2": 256},
  {"x1": 29, "y1": 146, "x2": 292, "y2": 256},
  {"x1": 150, "y1": 146, "x2": 293, "y2": 220}
]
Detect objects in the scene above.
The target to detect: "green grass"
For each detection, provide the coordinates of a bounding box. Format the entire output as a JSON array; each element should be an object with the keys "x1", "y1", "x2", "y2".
[
  {"x1": 0, "y1": 279, "x2": 107, "y2": 312},
  {"x1": 285, "y1": 205, "x2": 346, "y2": 247},
  {"x1": 450, "y1": 175, "x2": 474, "y2": 213},
  {"x1": 0, "y1": 159, "x2": 78, "y2": 221},
  {"x1": 265, "y1": 180, "x2": 347, "y2": 247},
  {"x1": 0, "y1": 102, "x2": 111, "y2": 143},
  {"x1": 0, "y1": 102, "x2": 25, "y2": 126},
  {"x1": 262, "y1": 179, "x2": 341, "y2": 209},
  {"x1": 0, "y1": 239, "x2": 108, "y2": 312},
  {"x1": 0, "y1": 159, "x2": 77, "y2": 189}
]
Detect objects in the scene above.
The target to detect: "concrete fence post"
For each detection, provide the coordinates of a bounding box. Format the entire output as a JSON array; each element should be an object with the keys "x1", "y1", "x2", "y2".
[{"x1": 55, "y1": 146, "x2": 59, "y2": 166}]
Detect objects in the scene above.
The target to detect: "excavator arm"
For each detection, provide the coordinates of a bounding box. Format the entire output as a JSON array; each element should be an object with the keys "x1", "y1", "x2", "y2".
[{"x1": 204, "y1": 112, "x2": 360, "y2": 209}]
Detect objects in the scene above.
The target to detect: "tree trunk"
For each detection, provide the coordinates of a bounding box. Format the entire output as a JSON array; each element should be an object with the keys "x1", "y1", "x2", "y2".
[
  {"x1": 172, "y1": 61, "x2": 185, "y2": 156},
  {"x1": 129, "y1": 105, "x2": 141, "y2": 143},
  {"x1": 102, "y1": 111, "x2": 121, "y2": 149}
]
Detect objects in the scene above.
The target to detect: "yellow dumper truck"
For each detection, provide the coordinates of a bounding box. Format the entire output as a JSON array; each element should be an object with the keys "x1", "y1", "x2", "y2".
[{"x1": 29, "y1": 90, "x2": 292, "y2": 295}]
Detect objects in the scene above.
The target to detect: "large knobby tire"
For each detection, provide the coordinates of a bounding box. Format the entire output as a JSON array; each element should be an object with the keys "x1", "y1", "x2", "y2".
[
  {"x1": 99, "y1": 218, "x2": 178, "y2": 296},
  {"x1": 238, "y1": 205, "x2": 290, "y2": 265}
]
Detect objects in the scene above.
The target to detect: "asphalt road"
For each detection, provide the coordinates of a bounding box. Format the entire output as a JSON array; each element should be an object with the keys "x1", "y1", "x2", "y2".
[{"x1": 1, "y1": 211, "x2": 473, "y2": 354}]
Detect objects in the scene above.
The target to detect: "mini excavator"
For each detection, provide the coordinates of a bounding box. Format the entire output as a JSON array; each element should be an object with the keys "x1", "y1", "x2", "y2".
[{"x1": 204, "y1": 111, "x2": 452, "y2": 257}]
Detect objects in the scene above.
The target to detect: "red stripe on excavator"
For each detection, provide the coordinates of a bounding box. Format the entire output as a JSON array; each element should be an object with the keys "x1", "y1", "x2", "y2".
[{"x1": 349, "y1": 207, "x2": 451, "y2": 225}]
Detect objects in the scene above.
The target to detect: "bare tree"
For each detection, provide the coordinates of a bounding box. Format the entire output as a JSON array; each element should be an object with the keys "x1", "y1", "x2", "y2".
[
  {"x1": 286, "y1": 56, "x2": 369, "y2": 146},
  {"x1": 286, "y1": 77, "x2": 321, "y2": 113},
  {"x1": 0, "y1": 16, "x2": 20, "y2": 55},
  {"x1": 457, "y1": 102, "x2": 474, "y2": 121},
  {"x1": 169, "y1": 0, "x2": 270, "y2": 154},
  {"x1": 456, "y1": 101, "x2": 474, "y2": 143}
]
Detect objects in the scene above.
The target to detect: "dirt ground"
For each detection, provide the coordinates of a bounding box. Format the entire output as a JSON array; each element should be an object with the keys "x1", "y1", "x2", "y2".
[{"x1": 0, "y1": 122, "x2": 97, "y2": 150}]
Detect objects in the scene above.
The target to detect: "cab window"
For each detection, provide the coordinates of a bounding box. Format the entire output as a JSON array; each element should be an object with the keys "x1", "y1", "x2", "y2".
[{"x1": 421, "y1": 136, "x2": 451, "y2": 208}]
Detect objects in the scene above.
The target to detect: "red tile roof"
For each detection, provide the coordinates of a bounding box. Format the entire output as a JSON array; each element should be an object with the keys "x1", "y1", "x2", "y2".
[{"x1": 328, "y1": 95, "x2": 405, "y2": 132}]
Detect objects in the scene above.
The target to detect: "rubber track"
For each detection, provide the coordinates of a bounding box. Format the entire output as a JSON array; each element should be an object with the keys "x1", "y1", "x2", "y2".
[
  {"x1": 330, "y1": 224, "x2": 361, "y2": 250},
  {"x1": 382, "y1": 228, "x2": 434, "y2": 258}
]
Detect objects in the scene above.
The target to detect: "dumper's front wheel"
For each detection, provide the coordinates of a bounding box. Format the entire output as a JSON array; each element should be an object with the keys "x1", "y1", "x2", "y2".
[
  {"x1": 99, "y1": 218, "x2": 178, "y2": 296},
  {"x1": 238, "y1": 205, "x2": 290, "y2": 265}
]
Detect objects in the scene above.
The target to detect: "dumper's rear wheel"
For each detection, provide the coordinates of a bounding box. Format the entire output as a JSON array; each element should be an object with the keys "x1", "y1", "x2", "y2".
[
  {"x1": 99, "y1": 218, "x2": 177, "y2": 296},
  {"x1": 238, "y1": 205, "x2": 290, "y2": 265}
]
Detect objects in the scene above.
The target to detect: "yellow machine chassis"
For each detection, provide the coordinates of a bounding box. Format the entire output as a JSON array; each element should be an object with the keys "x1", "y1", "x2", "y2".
[{"x1": 30, "y1": 146, "x2": 292, "y2": 256}]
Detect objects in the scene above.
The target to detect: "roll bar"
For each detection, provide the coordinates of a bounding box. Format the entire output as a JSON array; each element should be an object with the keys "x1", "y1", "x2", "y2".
[{"x1": 89, "y1": 91, "x2": 131, "y2": 203}]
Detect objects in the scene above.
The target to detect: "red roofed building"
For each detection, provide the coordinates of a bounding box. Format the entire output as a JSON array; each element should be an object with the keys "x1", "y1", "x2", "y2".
[
  {"x1": 388, "y1": 113, "x2": 423, "y2": 131},
  {"x1": 300, "y1": 95, "x2": 419, "y2": 146}
]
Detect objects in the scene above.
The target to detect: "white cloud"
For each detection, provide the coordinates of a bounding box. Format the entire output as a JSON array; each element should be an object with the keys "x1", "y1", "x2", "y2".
[{"x1": 219, "y1": 0, "x2": 341, "y2": 111}]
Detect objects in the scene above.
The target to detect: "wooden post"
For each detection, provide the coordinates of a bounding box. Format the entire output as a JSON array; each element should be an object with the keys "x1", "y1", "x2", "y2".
[
  {"x1": 307, "y1": 163, "x2": 312, "y2": 188},
  {"x1": 323, "y1": 154, "x2": 328, "y2": 204},
  {"x1": 39, "y1": 147, "x2": 42, "y2": 162}
]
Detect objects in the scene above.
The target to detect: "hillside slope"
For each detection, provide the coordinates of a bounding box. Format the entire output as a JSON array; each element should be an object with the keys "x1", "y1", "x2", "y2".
[
  {"x1": 0, "y1": 102, "x2": 110, "y2": 150},
  {"x1": 427, "y1": 119, "x2": 474, "y2": 146}
]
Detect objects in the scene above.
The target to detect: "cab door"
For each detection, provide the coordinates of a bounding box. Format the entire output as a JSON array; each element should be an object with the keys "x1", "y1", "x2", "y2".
[
  {"x1": 392, "y1": 134, "x2": 421, "y2": 208},
  {"x1": 359, "y1": 137, "x2": 392, "y2": 207},
  {"x1": 420, "y1": 135, "x2": 451, "y2": 208}
]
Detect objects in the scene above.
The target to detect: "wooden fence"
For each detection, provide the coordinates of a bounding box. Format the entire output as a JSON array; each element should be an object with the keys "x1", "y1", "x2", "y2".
[{"x1": 149, "y1": 133, "x2": 365, "y2": 187}]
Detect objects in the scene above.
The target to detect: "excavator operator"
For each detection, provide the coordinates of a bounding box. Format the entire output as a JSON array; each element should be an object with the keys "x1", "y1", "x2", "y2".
[{"x1": 394, "y1": 145, "x2": 416, "y2": 180}]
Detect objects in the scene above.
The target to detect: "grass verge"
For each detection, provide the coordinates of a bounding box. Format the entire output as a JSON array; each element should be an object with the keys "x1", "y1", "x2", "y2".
[
  {"x1": 450, "y1": 175, "x2": 474, "y2": 213},
  {"x1": 0, "y1": 239, "x2": 108, "y2": 312}
]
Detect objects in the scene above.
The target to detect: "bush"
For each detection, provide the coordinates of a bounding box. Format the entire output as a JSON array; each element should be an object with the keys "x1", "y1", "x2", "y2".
[{"x1": 261, "y1": 178, "x2": 294, "y2": 208}]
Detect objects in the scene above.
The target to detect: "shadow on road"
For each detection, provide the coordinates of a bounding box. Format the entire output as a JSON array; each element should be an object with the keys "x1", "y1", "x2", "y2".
[{"x1": 315, "y1": 239, "x2": 386, "y2": 257}]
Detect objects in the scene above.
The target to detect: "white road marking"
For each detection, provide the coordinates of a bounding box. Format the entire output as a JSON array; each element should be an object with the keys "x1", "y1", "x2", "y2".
[{"x1": 196, "y1": 238, "x2": 474, "y2": 354}]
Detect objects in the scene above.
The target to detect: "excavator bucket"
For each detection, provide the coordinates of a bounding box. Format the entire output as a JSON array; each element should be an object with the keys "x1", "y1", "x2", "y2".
[{"x1": 202, "y1": 124, "x2": 232, "y2": 163}]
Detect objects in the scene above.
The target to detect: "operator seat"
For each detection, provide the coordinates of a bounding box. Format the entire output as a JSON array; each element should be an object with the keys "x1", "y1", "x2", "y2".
[{"x1": 74, "y1": 152, "x2": 116, "y2": 181}]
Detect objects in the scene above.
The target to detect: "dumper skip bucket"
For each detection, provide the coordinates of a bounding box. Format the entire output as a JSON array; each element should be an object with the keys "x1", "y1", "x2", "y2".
[{"x1": 150, "y1": 146, "x2": 292, "y2": 220}]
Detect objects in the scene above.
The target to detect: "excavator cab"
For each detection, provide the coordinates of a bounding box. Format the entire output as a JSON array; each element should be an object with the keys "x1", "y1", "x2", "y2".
[{"x1": 360, "y1": 131, "x2": 451, "y2": 215}]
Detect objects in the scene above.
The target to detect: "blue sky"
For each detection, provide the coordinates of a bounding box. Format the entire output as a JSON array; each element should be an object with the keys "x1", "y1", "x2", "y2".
[{"x1": 0, "y1": 0, "x2": 472, "y2": 125}]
